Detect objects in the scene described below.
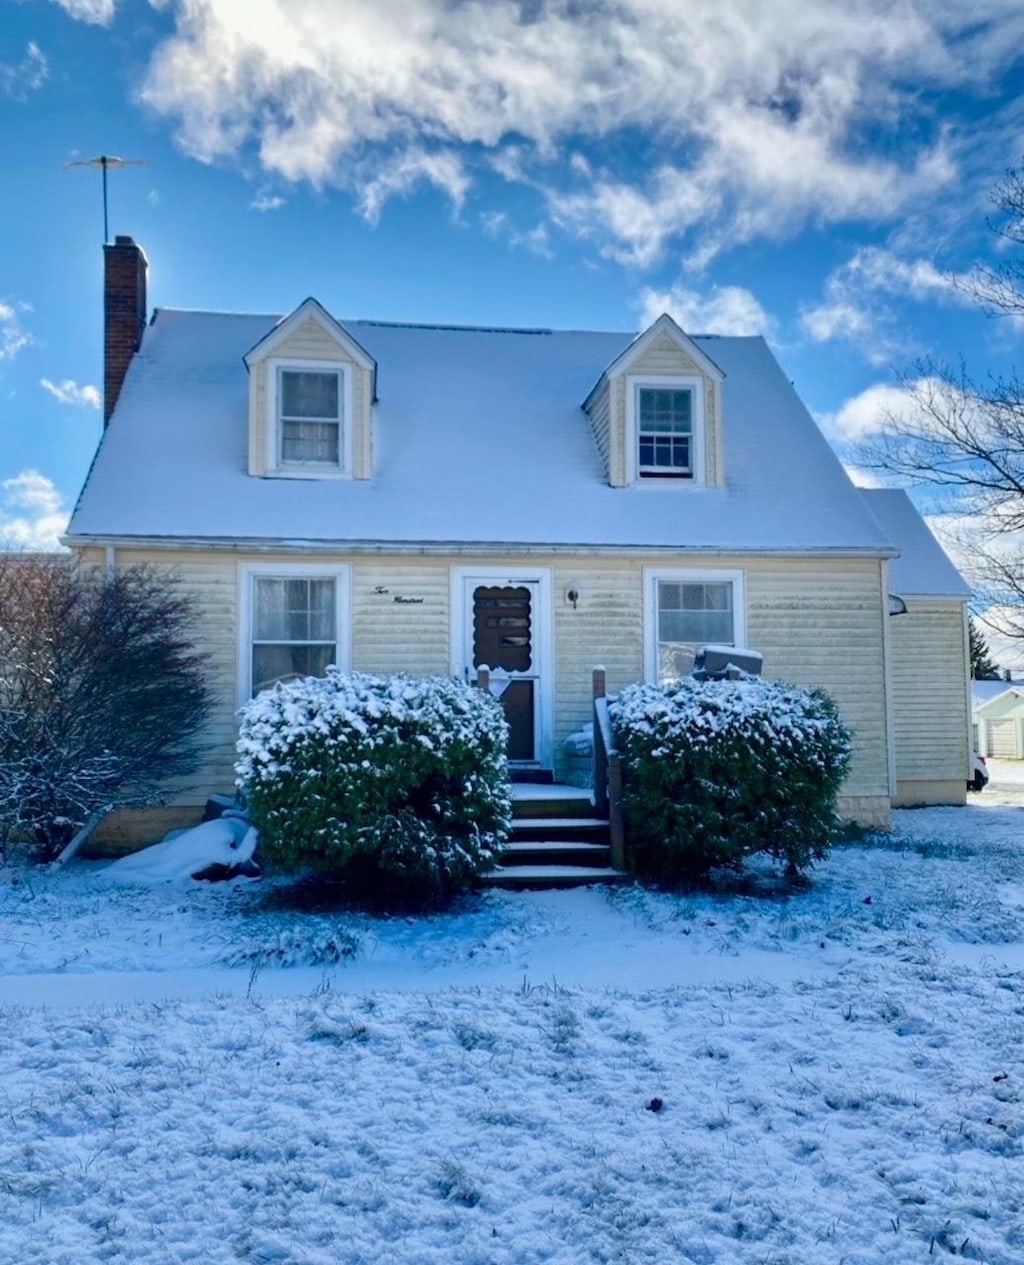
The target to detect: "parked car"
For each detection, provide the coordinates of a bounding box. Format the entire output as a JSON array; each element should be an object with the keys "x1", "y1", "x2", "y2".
[{"x1": 969, "y1": 751, "x2": 989, "y2": 793}]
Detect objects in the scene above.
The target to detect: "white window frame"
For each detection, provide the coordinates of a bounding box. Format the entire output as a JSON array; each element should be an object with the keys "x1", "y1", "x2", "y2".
[
  {"x1": 626, "y1": 374, "x2": 706, "y2": 485},
  {"x1": 643, "y1": 567, "x2": 746, "y2": 684},
  {"x1": 237, "y1": 562, "x2": 352, "y2": 705},
  {"x1": 266, "y1": 357, "x2": 354, "y2": 478}
]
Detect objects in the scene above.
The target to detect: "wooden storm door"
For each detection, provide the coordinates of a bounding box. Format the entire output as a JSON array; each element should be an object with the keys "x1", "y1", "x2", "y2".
[{"x1": 468, "y1": 581, "x2": 541, "y2": 762}]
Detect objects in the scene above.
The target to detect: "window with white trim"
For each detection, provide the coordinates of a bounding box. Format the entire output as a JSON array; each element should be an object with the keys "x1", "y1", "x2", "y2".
[
  {"x1": 264, "y1": 358, "x2": 353, "y2": 476},
  {"x1": 627, "y1": 375, "x2": 706, "y2": 483},
  {"x1": 277, "y1": 369, "x2": 341, "y2": 465},
  {"x1": 278, "y1": 367, "x2": 343, "y2": 466},
  {"x1": 646, "y1": 570, "x2": 745, "y2": 685},
  {"x1": 637, "y1": 386, "x2": 693, "y2": 476},
  {"x1": 241, "y1": 566, "x2": 349, "y2": 697}
]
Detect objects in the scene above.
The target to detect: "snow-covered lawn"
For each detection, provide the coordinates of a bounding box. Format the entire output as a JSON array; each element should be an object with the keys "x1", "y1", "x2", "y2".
[{"x1": 1, "y1": 802, "x2": 1023, "y2": 1264}]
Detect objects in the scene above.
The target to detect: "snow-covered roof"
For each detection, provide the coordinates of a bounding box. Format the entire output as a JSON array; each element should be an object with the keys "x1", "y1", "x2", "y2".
[
  {"x1": 972, "y1": 680, "x2": 1024, "y2": 710},
  {"x1": 68, "y1": 309, "x2": 898, "y2": 554},
  {"x1": 859, "y1": 489, "x2": 971, "y2": 598}
]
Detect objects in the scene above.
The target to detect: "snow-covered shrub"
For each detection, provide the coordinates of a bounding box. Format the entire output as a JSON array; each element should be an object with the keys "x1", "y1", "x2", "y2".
[
  {"x1": 612, "y1": 676, "x2": 851, "y2": 882},
  {"x1": 236, "y1": 670, "x2": 511, "y2": 906}
]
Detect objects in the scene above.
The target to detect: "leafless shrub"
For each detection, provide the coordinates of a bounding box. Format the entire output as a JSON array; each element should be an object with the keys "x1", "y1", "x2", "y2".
[{"x1": 0, "y1": 554, "x2": 211, "y2": 860}]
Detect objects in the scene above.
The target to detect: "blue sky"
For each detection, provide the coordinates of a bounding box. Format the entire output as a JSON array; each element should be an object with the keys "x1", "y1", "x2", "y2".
[{"x1": 2, "y1": 0, "x2": 1024, "y2": 556}]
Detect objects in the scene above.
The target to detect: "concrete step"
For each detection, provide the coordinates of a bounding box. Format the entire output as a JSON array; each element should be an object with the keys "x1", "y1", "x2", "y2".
[
  {"x1": 510, "y1": 817, "x2": 610, "y2": 843},
  {"x1": 479, "y1": 864, "x2": 630, "y2": 890},
  {"x1": 500, "y1": 840, "x2": 611, "y2": 868}
]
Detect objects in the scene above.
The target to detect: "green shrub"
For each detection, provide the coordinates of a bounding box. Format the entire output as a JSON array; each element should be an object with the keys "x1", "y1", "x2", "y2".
[
  {"x1": 236, "y1": 670, "x2": 511, "y2": 906},
  {"x1": 613, "y1": 676, "x2": 851, "y2": 883}
]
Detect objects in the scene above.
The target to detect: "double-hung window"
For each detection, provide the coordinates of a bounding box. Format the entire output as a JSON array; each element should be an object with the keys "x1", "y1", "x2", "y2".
[
  {"x1": 628, "y1": 375, "x2": 705, "y2": 483},
  {"x1": 242, "y1": 565, "x2": 349, "y2": 697},
  {"x1": 279, "y1": 368, "x2": 342, "y2": 466},
  {"x1": 638, "y1": 387, "x2": 693, "y2": 476},
  {"x1": 646, "y1": 569, "x2": 745, "y2": 685}
]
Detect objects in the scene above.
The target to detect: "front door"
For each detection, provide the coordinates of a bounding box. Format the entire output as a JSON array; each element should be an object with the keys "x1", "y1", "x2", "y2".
[{"x1": 461, "y1": 576, "x2": 546, "y2": 764}]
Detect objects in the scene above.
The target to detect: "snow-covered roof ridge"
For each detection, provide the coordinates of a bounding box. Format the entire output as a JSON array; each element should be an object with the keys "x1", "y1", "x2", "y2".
[
  {"x1": 68, "y1": 309, "x2": 896, "y2": 554},
  {"x1": 858, "y1": 488, "x2": 971, "y2": 598}
]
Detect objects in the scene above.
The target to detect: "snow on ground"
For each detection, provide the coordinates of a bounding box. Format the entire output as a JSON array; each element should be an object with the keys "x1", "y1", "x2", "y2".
[{"x1": 1, "y1": 801, "x2": 1023, "y2": 1263}]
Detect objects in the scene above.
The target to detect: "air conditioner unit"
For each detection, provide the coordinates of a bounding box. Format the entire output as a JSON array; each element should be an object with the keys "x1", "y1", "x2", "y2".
[{"x1": 692, "y1": 645, "x2": 764, "y2": 680}]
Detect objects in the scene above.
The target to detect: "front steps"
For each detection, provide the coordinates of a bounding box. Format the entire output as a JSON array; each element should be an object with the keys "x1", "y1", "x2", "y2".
[{"x1": 480, "y1": 782, "x2": 629, "y2": 889}]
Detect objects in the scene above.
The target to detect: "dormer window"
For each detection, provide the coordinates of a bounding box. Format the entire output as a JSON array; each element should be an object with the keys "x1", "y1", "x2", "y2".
[
  {"x1": 265, "y1": 356, "x2": 353, "y2": 477},
  {"x1": 627, "y1": 374, "x2": 706, "y2": 484},
  {"x1": 638, "y1": 386, "x2": 693, "y2": 477},
  {"x1": 280, "y1": 369, "x2": 341, "y2": 465}
]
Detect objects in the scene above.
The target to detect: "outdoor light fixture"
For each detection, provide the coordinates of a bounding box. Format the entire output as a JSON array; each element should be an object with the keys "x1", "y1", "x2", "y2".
[
  {"x1": 566, "y1": 584, "x2": 581, "y2": 609},
  {"x1": 888, "y1": 593, "x2": 908, "y2": 616}
]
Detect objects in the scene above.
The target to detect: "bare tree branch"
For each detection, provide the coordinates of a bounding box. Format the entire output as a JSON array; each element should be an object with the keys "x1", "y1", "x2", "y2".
[{"x1": 0, "y1": 554, "x2": 211, "y2": 860}]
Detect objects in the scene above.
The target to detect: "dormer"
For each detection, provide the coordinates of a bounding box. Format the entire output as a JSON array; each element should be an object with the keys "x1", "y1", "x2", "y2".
[
  {"x1": 583, "y1": 313, "x2": 725, "y2": 489},
  {"x1": 244, "y1": 298, "x2": 377, "y2": 480}
]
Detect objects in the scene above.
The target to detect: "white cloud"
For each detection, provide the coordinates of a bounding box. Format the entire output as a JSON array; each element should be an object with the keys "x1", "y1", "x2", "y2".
[
  {"x1": 816, "y1": 380, "x2": 939, "y2": 444},
  {"x1": 800, "y1": 245, "x2": 979, "y2": 354},
  {"x1": 357, "y1": 149, "x2": 469, "y2": 224},
  {"x1": 0, "y1": 42, "x2": 48, "y2": 99},
  {"x1": 249, "y1": 189, "x2": 285, "y2": 212},
  {"x1": 52, "y1": 0, "x2": 118, "y2": 25},
  {"x1": 637, "y1": 283, "x2": 770, "y2": 336},
  {"x1": 0, "y1": 301, "x2": 32, "y2": 361},
  {"x1": 40, "y1": 378, "x2": 102, "y2": 409},
  {"x1": 0, "y1": 471, "x2": 68, "y2": 552},
  {"x1": 481, "y1": 211, "x2": 553, "y2": 259},
  {"x1": 131, "y1": 1, "x2": 1022, "y2": 257}
]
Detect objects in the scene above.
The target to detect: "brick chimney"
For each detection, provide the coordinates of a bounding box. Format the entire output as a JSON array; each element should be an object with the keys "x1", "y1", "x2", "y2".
[{"x1": 103, "y1": 235, "x2": 148, "y2": 424}]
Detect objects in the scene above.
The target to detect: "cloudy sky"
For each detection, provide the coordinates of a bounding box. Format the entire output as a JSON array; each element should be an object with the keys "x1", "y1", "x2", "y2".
[{"x1": 2, "y1": 0, "x2": 1023, "y2": 555}]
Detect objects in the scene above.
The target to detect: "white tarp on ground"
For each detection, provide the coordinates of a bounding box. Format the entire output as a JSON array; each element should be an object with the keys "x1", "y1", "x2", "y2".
[{"x1": 102, "y1": 816, "x2": 257, "y2": 883}]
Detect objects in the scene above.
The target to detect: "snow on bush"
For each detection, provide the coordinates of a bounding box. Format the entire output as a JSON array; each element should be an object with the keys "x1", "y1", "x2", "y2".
[
  {"x1": 236, "y1": 669, "x2": 511, "y2": 906},
  {"x1": 612, "y1": 676, "x2": 851, "y2": 881}
]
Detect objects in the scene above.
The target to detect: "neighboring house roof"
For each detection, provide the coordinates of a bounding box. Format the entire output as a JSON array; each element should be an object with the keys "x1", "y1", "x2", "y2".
[
  {"x1": 860, "y1": 488, "x2": 972, "y2": 598},
  {"x1": 68, "y1": 309, "x2": 898, "y2": 554},
  {"x1": 972, "y1": 681, "x2": 1024, "y2": 711}
]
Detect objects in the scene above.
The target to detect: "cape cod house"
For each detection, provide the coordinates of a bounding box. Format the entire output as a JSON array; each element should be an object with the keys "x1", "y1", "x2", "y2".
[{"x1": 66, "y1": 237, "x2": 972, "y2": 845}]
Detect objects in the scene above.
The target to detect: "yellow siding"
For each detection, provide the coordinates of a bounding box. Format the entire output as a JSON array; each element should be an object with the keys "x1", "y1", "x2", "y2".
[
  {"x1": 610, "y1": 376, "x2": 627, "y2": 485},
  {"x1": 629, "y1": 335, "x2": 707, "y2": 378},
  {"x1": 352, "y1": 564, "x2": 450, "y2": 677},
  {"x1": 105, "y1": 549, "x2": 892, "y2": 828},
  {"x1": 745, "y1": 559, "x2": 890, "y2": 798},
  {"x1": 889, "y1": 600, "x2": 970, "y2": 784},
  {"x1": 588, "y1": 380, "x2": 611, "y2": 475},
  {"x1": 248, "y1": 317, "x2": 372, "y2": 479},
  {"x1": 552, "y1": 560, "x2": 645, "y2": 761}
]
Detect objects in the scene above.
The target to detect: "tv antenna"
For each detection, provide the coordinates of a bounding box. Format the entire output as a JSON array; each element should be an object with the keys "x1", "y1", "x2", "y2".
[{"x1": 63, "y1": 155, "x2": 148, "y2": 245}]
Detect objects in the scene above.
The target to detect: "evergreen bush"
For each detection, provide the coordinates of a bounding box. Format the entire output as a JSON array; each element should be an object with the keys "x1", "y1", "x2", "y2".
[
  {"x1": 613, "y1": 676, "x2": 851, "y2": 882},
  {"x1": 236, "y1": 669, "x2": 511, "y2": 906}
]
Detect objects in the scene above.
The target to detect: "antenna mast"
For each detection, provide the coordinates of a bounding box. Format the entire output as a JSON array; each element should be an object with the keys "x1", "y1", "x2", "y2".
[{"x1": 63, "y1": 155, "x2": 148, "y2": 244}]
